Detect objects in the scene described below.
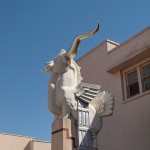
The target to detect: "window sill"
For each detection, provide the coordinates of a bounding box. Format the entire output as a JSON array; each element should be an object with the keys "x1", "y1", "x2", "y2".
[{"x1": 123, "y1": 90, "x2": 150, "y2": 104}]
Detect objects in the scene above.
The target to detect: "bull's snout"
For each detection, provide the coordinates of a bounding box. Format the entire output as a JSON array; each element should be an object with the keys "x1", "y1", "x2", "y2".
[
  {"x1": 44, "y1": 61, "x2": 54, "y2": 72},
  {"x1": 45, "y1": 61, "x2": 54, "y2": 66}
]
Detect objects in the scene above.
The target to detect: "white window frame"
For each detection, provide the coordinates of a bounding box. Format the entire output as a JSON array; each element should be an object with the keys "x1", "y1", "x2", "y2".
[
  {"x1": 122, "y1": 58, "x2": 150, "y2": 102},
  {"x1": 140, "y1": 61, "x2": 150, "y2": 92},
  {"x1": 125, "y1": 68, "x2": 140, "y2": 98}
]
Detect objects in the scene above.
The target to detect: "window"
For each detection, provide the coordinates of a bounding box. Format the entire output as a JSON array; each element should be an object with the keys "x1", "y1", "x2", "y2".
[
  {"x1": 123, "y1": 60, "x2": 150, "y2": 100},
  {"x1": 126, "y1": 70, "x2": 140, "y2": 97},
  {"x1": 141, "y1": 62, "x2": 150, "y2": 92}
]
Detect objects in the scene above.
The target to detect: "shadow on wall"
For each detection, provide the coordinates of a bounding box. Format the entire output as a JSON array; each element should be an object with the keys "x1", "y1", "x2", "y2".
[
  {"x1": 24, "y1": 142, "x2": 30, "y2": 150},
  {"x1": 24, "y1": 140, "x2": 34, "y2": 150}
]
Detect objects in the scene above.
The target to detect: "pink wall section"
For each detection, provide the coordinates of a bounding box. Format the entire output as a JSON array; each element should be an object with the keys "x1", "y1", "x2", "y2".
[
  {"x1": 0, "y1": 133, "x2": 51, "y2": 150},
  {"x1": 77, "y1": 27, "x2": 150, "y2": 150}
]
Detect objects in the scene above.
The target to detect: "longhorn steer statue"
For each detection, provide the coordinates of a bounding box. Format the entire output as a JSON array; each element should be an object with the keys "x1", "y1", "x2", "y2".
[{"x1": 44, "y1": 23, "x2": 115, "y2": 149}]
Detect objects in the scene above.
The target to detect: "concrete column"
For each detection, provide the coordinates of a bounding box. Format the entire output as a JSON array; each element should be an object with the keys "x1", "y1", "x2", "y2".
[{"x1": 51, "y1": 118, "x2": 77, "y2": 150}]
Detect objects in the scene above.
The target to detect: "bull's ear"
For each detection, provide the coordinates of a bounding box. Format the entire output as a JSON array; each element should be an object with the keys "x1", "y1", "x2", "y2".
[{"x1": 62, "y1": 56, "x2": 71, "y2": 66}]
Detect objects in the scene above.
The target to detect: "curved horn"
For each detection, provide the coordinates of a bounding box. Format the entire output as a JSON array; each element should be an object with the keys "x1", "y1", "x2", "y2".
[{"x1": 66, "y1": 22, "x2": 100, "y2": 59}]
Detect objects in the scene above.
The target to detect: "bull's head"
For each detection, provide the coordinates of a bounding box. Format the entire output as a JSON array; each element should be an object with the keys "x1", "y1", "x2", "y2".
[
  {"x1": 44, "y1": 49, "x2": 71, "y2": 74},
  {"x1": 44, "y1": 23, "x2": 99, "y2": 73}
]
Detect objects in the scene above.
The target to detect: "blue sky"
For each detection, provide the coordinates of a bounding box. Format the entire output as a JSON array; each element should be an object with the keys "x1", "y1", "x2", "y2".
[{"x1": 0, "y1": 0, "x2": 149, "y2": 141}]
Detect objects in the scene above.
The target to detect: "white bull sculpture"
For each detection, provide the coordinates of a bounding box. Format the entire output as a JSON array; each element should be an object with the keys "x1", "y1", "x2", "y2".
[{"x1": 44, "y1": 23, "x2": 114, "y2": 149}]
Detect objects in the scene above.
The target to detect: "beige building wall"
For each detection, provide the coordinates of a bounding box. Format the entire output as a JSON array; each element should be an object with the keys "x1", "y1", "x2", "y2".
[
  {"x1": 0, "y1": 133, "x2": 51, "y2": 150},
  {"x1": 34, "y1": 141, "x2": 51, "y2": 150},
  {"x1": 77, "y1": 26, "x2": 150, "y2": 150}
]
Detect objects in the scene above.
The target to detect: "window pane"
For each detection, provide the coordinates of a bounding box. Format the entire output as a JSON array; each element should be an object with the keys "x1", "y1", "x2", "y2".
[
  {"x1": 143, "y1": 77, "x2": 150, "y2": 91},
  {"x1": 142, "y1": 63, "x2": 150, "y2": 78},
  {"x1": 128, "y1": 82, "x2": 139, "y2": 97},
  {"x1": 127, "y1": 70, "x2": 138, "y2": 84}
]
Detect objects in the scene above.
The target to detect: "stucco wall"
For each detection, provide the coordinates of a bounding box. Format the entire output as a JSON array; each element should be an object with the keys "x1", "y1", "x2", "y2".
[
  {"x1": 34, "y1": 141, "x2": 51, "y2": 150},
  {"x1": 0, "y1": 133, "x2": 51, "y2": 150},
  {"x1": 0, "y1": 134, "x2": 31, "y2": 150},
  {"x1": 77, "y1": 27, "x2": 150, "y2": 150},
  {"x1": 107, "y1": 27, "x2": 150, "y2": 68}
]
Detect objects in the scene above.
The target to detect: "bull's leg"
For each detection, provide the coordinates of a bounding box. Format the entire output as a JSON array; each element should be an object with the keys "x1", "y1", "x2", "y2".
[
  {"x1": 60, "y1": 86, "x2": 76, "y2": 118},
  {"x1": 48, "y1": 82, "x2": 62, "y2": 116},
  {"x1": 62, "y1": 101, "x2": 72, "y2": 118}
]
